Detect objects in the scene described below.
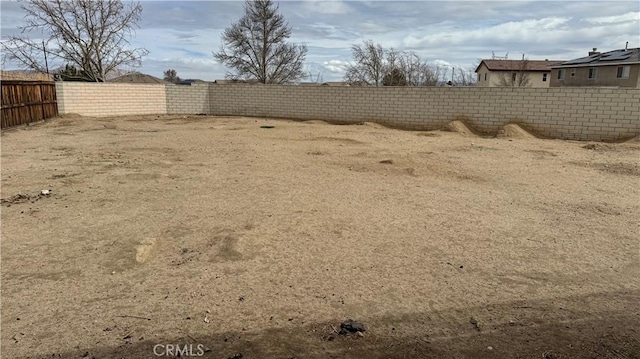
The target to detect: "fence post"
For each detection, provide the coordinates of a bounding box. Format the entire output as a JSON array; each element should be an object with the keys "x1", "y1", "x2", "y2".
[
  {"x1": 40, "y1": 83, "x2": 45, "y2": 121},
  {"x1": 20, "y1": 82, "x2": 30, "y2": 125}
]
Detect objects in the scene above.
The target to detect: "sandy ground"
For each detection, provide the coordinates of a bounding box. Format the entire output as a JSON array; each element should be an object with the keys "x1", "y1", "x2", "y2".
[{"x1": 1, "y1": 115, "x2": 639, "y2": 359}]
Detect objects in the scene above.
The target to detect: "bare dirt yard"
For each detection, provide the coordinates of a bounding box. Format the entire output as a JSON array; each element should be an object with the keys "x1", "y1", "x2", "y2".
[{"x1": 1, "y1": 115, "x2": 639, "y2": 359}]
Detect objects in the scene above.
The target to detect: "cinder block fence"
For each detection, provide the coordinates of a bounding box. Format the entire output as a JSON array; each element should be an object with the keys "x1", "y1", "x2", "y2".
[
  {"x1": 55, "y1": 82, "x2": 640, "y2": 141},
  {"x1": 56, "y1": 82, "x2": 167, "y2": 116}
]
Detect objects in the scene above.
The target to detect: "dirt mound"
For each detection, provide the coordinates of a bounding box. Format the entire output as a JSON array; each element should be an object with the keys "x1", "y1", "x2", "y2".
[
  {"x1": 497, "y1": 124, "x2": 536, "y2": 139},
  {"x1": 362, "y1": 122, "x2": 388, "y2": 129},
  {"x1": 443, "y1": 120, "x2": 477, "y2": 137}
]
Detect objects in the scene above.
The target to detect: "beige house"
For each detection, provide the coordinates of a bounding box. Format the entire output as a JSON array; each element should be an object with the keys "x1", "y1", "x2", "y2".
[
  {"x1": 475, "y1": 59, "x2": 563, "y2": 87},
  {"x1": 550, "y1": 48, "x2": 640, "y2": 88}
]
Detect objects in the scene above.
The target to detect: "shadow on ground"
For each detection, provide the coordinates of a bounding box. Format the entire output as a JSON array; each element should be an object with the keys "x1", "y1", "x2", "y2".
[{"x1": 22, "y1": 290, "x2": 640, "y2": 359}]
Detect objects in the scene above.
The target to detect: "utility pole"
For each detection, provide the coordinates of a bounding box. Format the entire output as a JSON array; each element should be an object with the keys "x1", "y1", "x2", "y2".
[{"x1": 42, "y1": 40, "x2": 49, "y2": 74}]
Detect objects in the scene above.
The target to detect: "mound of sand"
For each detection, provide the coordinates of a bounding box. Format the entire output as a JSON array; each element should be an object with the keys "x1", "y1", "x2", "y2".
[
  {"x1": 362, "y1": 122, "x2": 388, "y2": 129},
  {"x1": 443, "y1": 120, "x2": 477, "y2": 137},
  {"x1": 496, "y1": 124, "x2": 536, "y2": 139}
]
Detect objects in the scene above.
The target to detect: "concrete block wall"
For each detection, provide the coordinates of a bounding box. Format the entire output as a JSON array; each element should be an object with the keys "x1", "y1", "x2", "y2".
[
  {"x1": 166, "y1": 84, "x2": 210, "y2": 114},
  {"x1": 208, "y1": 85, "x2": 640, "y2": 141},
  {"x1": 56, "y1": 82, "x2": 167, "y2": 116},
  {"x1": 53, "y1": 82, "x2": 639, "y2": 141}
]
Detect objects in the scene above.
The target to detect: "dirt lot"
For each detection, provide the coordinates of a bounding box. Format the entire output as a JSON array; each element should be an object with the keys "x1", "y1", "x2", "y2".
[{"x1": 1, "y1": 115, "x2": 639, "y2": 359}]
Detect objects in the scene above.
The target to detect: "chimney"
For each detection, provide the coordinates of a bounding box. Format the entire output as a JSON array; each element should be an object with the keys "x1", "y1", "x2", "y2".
[
  {"x1": 588, "y1": 47, "x2": 600, "y2": 56},
  {"x1": 625, "y1": 42, "x2": 629, "y2": 51}
]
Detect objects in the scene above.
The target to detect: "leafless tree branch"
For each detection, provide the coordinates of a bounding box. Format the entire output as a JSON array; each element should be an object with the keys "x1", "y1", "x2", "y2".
[
  {"x1": 453, "y1": 66, "x2": 477, "y2": 86},
  {"x1": 1, "y1": 0, "x2": 148, "y2": 82},
  {"x1": 345, "y1": 40, "x2": 440, "y2": 86},
  {"x1": 497, "y1": 58, "x2": 532, "y2": 87},
  {"x1": 214, "y1": 0, "x2": 307, "y2": 84}
]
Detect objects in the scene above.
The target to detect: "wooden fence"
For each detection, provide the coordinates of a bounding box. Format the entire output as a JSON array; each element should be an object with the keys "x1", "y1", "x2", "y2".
[{"x1": 1, "y1": 81, "x2": 58, "y2": 129}]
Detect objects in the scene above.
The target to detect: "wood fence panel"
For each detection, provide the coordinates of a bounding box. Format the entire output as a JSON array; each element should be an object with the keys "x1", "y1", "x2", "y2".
[{"x1": 1, "y1": 81, "x2": 58, "y2": 129}]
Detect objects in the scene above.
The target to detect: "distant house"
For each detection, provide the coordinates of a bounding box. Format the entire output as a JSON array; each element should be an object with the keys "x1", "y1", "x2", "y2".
[
  {"x1": 475, "y1": 59, "x2": 563, "y2": 87},
  {"x1": 108, "y1": 72, "x2": 169, "y2": 84},
  {"x1": 550, "y1": 47, "x2": 640, "y2": 88},
  {"x1": 321, "y1": 81, "x2": 351, "y2": 86},
  {"x1": 179, "y1": 79, "x2": 207, "y2": 85},
  {"x1": 213, "y1": 79, "x2": 261, "y2": 84}
]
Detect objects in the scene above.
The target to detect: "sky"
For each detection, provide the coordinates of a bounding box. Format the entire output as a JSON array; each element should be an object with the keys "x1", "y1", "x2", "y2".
[{"x1": 1, "y1": 0, "x2": 639, "y2": 82}]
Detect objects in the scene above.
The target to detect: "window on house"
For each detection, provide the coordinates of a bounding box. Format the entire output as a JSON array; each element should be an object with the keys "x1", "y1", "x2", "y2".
[
  {"x1": 477, "y1": 73, "x2": 481, "y2": 82},
  {"x1": 512, "y1": 73, "x2": 517, "y2": 82},
  {"x1": 557, "y1": 69, "x2": 565, "y2": 80},
  {"x1": 588, "y1": 68, "x2": 598, "y2": 80},
  {"x1": 484, "y1": 73, "x2": 487, "y2": 81},
  {"x1": 617, "y1": 66, "x2": 630, "y2": 79},
  {"x1": 543, "y1": 73, "x2": 547, "y2": 82},
  {"x1": 570, "y1": 69, "x2": 576, "y2": 77}
]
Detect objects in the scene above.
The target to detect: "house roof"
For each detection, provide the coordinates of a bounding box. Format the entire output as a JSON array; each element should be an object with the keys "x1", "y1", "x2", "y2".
[
  {"x1": 108, "y1": 72, "x2": 169, "y2": 84},
  {"x1": 180, "y1": 79, "x2": 207, "y2": 84},
  {"x1": 321, "y1": 81, "x2": 351, "y2": 86},
  {"x1": 552, "y1": 48, "x2": 640, "y2": 68},
  {"x1": 476, "y1": 60, "x2": 564, "y2": 73},
  {"x1": 213, "y1": 79, "x2": 261, "y2": 84}
]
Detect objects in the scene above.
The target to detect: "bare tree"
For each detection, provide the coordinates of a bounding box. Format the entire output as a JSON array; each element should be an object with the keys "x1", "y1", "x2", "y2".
[
  {"x1": 346, "y1": 40, "x2": 438, "y2": 86},
  {"x1": 497, "y1": 58, "x2": 531, "y2": 87},
  {"x1": 1, "y1": 0, "x2": 148, "y2": 82},
  {"x1": 214, "y1": 0, "x2": 307, "y2": 84},
  {"x1": 398, "y1": 53, "x2": 439, "y2": 86},
  {"x1": 453, "y1": 66, "x2": 477, "y2": 86},
  {"x1": 427, "y1": 65, "x2": 445, "y2": 86},
  {"x1": 345, "y1": 40, "x2": 386, "y2": 86},
  {"x1": 163, "y1": 69, "x2": 181, "y2": 83},
  {"x1": 386, "y1": 49, "x2": 423, "y2": 86},
  {"x1": 383, "y1": 67, "x2": 407, "y2": 86}
]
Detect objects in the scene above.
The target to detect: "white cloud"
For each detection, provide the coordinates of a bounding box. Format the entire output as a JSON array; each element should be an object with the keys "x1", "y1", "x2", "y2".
[
  {"x1": 584, "y1": 11, "x2": 640, "y2": 24},
  {"x1": 302, "y1": 0, "x2": 352, "y2": 15},
  {"x1": 2, "y1": 0, "x2": 639, "y2": 82},
  {"x1": 143, "y1": 57, "x2": 226, "y2": 81},
  {"x1": 403, "y1": 17, "x2": 572, "y2": 48},
  {"x1": 322, "y1": 59, "x2": 351, "y2": 73},
  {"x1": 432, "y1": 59, "x2": 454, "y2": 68}
]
